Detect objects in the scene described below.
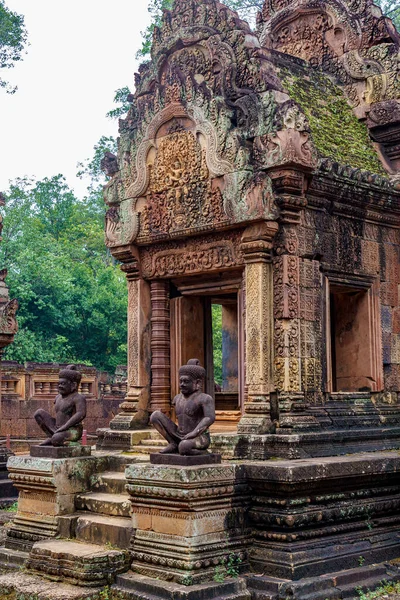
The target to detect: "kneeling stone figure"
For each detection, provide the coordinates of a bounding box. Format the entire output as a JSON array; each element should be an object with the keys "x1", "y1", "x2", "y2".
[
  {"x1": 34, "y1": 364, "x2": 87, "y2": 446},
  {"x1": 150, "y1": 358, "x2": 215, "y2": 456}
]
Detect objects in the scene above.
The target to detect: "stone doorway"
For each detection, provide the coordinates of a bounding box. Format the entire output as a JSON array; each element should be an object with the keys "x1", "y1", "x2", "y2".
[
  {"x1": 170, "y1": 273, "x2": 244, "y2": 423},
  {"x1": 327, "y1": 280, "x2": 383, "y2": 393}
]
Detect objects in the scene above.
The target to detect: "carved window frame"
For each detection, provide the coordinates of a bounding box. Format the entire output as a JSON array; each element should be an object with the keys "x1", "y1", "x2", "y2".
[{"x1": 323, "y1": 272, "x2": 383, "y2": 393}]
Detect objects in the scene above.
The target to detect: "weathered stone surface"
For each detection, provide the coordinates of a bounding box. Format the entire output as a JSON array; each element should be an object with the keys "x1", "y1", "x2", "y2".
[
  {"x1": 75, "y1": 514, "x2": 133, "y2": 549},
  {"x1": 0, "y1": 572, "x2": 103, "y2": 600},
  {"x1": 27, "y1": 539, "x2": 130, "y2": 587},
  {"x1": 114, "y1": 572, "x2": 251, "y2": 600},
  {"x1": 30, "y1": 445, "x2": 91, "y2": 458},
  {"x1": 5, "y1": 454, "x2": 101, "y2": 552},
  {"x1": 75, "y1": 492, "x2": 131, "y2": 517},
  {"x1": 150, "y1": 452, "x2": 221, "y2": 465},
  {"x1": 126, "y1": 462, "x2": 249, "y2": 584},
  {"x1": 245, "y1": 452, "x2": 400, "y2": 580}
]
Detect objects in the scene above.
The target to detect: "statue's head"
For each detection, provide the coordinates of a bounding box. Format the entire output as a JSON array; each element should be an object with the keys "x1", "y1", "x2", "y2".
[
  {"x1": 58, "y1": 364, "x2": 82, "y2": 397},
  {"x1": 179, "y1": 359, "x2": 206, "y2": 397}
]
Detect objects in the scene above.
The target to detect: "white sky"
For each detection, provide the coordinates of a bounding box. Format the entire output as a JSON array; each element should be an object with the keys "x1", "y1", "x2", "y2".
[{"x1": 0, "y1": 0, "x2": 151, "y2": 198}]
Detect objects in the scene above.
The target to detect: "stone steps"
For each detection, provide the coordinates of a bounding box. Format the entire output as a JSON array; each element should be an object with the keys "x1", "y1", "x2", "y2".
[
  {"x1": 115, "y1": 572, "x2": 251, "y2": 600},
  {"x1": 139, "y1": 439, "x2": 168, "y2": 447},
  {"x1": 75, "y1": 492, "x2": 131, "y2": 518},
  {"x1": 95, "y1": 471, "x2": 127, "y2": 494},
  {"x1": 27, "y1": 539, "x2": 130, "y2": 587},
  {"x1": 75, "y1": 513, "x2": 133, "y2": 549},
  {"x1": 130, "y1": 435, "x2": 168, "y2": 454}
]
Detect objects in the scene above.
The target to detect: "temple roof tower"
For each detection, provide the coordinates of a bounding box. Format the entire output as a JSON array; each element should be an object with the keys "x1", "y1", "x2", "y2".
[{"x1": 258, "y1": 0, "x2": 400, "y2": 172}]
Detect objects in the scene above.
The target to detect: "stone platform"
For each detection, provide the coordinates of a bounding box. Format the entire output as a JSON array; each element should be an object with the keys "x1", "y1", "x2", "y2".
[
  {"x1": 125, "y1": 461, "x2": 249, "y2": 585},
  {"x1": 5, "y1": 452, "x2": 99, "y2": 552},
  {"x1": 0, "y1": 572, "x2": 104, "y2": 600},
  {"x1": 27, "y1": 539, "x2": 131, "y2": 587},
  {"x1": 114, "y1": 572, "x2": 251, "y2": 600}
]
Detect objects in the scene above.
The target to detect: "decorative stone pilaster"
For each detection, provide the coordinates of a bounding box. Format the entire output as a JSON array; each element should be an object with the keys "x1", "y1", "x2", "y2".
[
  {"x1": 150, "y1": 280, "x2": 171, "y2": 415},
  {"x1": 273, "y1": 194, "x2": 322, "y2": 432},
  {"x1": 6, "y1": 453, "x2": 97, "y2": 552},
  {"x1": 238, "y1": 222, "x2": 279, "y2": 434},
  {"x1": 124, "y1": 462, "x2": 249, "y2": 587},
  {"x1": 110, "y1": 259, "x2": 151, "y2": 430}
]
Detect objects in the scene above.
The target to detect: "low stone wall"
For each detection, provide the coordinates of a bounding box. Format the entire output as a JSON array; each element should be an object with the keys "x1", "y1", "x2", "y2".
[{"x1": 0, "y1": 361, "x2": 126, "y2": 438}]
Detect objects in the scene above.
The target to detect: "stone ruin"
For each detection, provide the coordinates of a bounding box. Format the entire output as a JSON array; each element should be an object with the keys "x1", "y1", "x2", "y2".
[{"x1": 0, "y1": 0, "x2": 400, "y2": 598}]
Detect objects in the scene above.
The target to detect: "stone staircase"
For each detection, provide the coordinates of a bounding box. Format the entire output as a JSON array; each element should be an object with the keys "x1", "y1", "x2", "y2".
[
  {"x1": 26, "y1": 454, "x2": 143, "y2": 586},
  {"x1": 129, "y1": 430, "x2": 168, "y2": 454},
  {"x1": 60, "y1": 455, "x2": 137, "y2": 547}
]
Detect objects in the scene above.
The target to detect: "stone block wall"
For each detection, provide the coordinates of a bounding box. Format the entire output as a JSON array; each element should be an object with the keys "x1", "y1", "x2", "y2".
[{"x1": 0, "y1": 361, "x2": 126, "y2": 438}]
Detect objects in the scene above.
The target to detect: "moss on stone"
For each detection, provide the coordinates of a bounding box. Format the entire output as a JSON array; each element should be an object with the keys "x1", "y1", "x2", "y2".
[{"x1": 278, "y1": 65, "x2": 386, "y2": 175}]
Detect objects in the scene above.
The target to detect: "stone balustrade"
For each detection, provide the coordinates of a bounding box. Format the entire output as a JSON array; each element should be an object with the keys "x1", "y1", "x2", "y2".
[{"x1": 0, "y1": 361, "x2": 127, "y2": 438}]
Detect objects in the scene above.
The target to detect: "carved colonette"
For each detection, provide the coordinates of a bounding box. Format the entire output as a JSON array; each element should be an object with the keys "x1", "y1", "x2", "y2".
[
  {"x1": 110, "y1": 258, "x2": 151, "y2": 431},
  {"x1": 150, "y1": 280, "x2": 171, "y2": 415}
]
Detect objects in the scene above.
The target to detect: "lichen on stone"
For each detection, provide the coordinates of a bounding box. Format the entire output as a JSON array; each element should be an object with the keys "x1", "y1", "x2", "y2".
[{"x1": 278, "y1": 63, "x2": 386, "y2": 175}]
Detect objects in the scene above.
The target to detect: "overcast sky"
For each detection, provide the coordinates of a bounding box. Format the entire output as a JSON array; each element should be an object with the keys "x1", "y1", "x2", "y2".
[{"x1": 0, "y1": 0, "x2": 151, "y2": 197}]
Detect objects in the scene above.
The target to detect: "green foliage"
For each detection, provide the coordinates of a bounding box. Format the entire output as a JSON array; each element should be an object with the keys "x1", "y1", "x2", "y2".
[
  {"x1": 136, "y1": 0, "x2": 173, "y2": 59},
  {"x1": 3, "y1": 501, "x2": 18, "y2": 512},
  {"x1": 180, "y1": 574, "x2": 194, "y2": 586},
  {"x1": 356, "y1": 580, "x2": 400, "y2": 600},
  {"x1": 0, "y1": 0, "x2": 28, "y2": 93},
  {"x1": 280, "y1": 66, "x2": 386, "y2": 174},
  {"x1": 0, "y1": 176, "x2": 127, "y2": 373},
  {"x1": 106, "y1": 86, "x2": 132, "y2": 120},
  {"x1": 77, "y1": 136, "x2": 118, "y2": 184},
  {"x1": 213, "y1": 554, "x2": 242, "y2": 582},
  {"x1": 226, "y1": 553, "x2": 242, "y2": 577},
  {"x1": 213, "y1": 566, "x2": 225, "y2": 583},
  {"x1": 375, "y1": 0, "x2": 400, "y2": 30},
  {"x1": 212, "y1": 304, "x2": 222, "y2": 386},
  {"x1": 136, "y1": 0, "x2": 263, "y2": 60}
]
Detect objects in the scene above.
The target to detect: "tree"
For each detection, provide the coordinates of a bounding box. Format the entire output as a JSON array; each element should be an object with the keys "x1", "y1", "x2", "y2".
[
  {"x1": 375, "y1": 0, "x2": 400, "y2": 30},
  {"x1": 0, "y1": 0, "x2": 28, "y2": 93},
  {"x1": 0, "y1": 176, "x2": 128, "y2": 372},
  {"x1": 136, "y1": 0, "x2": 263, "y2": 59}
]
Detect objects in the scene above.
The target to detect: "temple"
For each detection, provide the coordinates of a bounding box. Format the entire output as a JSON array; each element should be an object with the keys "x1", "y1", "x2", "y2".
[
  {"x1": 1, "y1": 0, "x2": 400, "y2": 598},
  {"x1": 98, "y1": 0, "x2": 400, "y2": 455}
]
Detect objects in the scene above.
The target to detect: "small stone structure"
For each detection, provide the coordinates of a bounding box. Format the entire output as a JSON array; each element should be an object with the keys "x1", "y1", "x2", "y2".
[{"x1": 1, "y1": 0, "x2": 400, "y2": 598}]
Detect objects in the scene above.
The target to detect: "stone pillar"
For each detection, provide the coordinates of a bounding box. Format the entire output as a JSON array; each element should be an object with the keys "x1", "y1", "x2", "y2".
[
  {"x1": 110, "y1": 261, "x2": 151, "y2": 430},
  {"x1": 150, "y1": 280, "x2": 171, "y2": 415},
  {"x1": 238, "y1": 222, "x2": 278, "y2": 434}
]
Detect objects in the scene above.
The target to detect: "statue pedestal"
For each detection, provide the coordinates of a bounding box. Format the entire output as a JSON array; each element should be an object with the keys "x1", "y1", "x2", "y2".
[
  {"x1": 124, "y1": 461, "x2": 249, "y2": 592},
  {"x1": 30, "y1": 445, "x2": 91, "y2": 459},
  {"x1": 5, "y1": 452, "x2": 97, "y2": 552},
  {"x1": 149, "y1": 452, "x2": 221, "y2": 466}
]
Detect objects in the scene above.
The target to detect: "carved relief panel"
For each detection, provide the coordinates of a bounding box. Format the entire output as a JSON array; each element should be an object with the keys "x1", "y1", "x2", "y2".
[{"x1": 138, "y1": 122, "x2": 228, "y2": 241}]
